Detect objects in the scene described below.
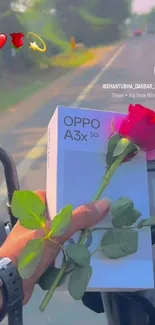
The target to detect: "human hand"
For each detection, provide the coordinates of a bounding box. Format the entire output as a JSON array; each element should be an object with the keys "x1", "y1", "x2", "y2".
[{"x1": 0, "y1": 191, "x2": 111, "y2": 305}]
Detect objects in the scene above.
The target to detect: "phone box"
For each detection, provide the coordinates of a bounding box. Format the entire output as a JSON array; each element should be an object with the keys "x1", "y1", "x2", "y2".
[{"x1": 46, "y1": 106, "x2": 154, "y2": 291}]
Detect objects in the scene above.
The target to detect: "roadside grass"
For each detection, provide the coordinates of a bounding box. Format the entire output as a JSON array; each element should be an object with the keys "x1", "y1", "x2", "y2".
[
  {"x1": 0, "y1": 49, "x2": 95, "y2": 111},
  {"x1": 0, "y1": 82, "x2": 48, "y2": 111},
  {"x1": 0, "y1": 49, "x2": 94, "y2": 111},
  {"x1": 0, "y1": 66, "x2": 68, "y2": 111},
  {"x1": 48, "y1": 50, "x2": 95, "y2": 68},
  {"x1": 0, "y1": 44, "x2": 117, "y2": 111}
]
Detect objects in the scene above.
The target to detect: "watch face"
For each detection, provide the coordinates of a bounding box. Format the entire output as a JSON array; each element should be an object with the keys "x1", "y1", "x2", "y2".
[{"x1": 0, "y1": 258, "x2": 11, "y2": 270}]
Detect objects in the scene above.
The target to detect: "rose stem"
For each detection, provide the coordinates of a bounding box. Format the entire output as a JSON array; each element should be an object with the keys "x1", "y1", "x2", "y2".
[
  {"x1": 79, "y1": 148, "x2": 134, "y2": 251},
  {"x1": 39, "y1": 229, "x2": 90, "y2": 312},
  {"x1": 93, "y1": 150, "x2": 132, "y2": 201},
  {"x1": 39, "y1": 145, "x2": 133, "y2": 311},
  {"x1": 39, "y1": 263, "x2": 67, "y2": 312}
]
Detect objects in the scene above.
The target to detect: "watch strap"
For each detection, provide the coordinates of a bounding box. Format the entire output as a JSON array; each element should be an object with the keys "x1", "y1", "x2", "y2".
[
  {"x1": 0, "y1": 258, "x2": 24, "y2": 325},
  {"x1": 0, "y1": 283, "x2": 7, "y2": 322},
  {"x1": 8, "y1": 301, "x2": 23, "y2": 325}
]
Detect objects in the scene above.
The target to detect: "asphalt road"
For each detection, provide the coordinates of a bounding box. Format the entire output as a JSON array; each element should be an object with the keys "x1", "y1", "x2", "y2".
[{"x1": 1, "y1": 34, "x2": 155, "y2": 325}]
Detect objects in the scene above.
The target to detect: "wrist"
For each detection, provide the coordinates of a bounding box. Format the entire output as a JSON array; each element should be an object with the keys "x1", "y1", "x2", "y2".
[
  {"x1": 0, "y1": 246, "x2": 17, "y2": 267},
  {"x1": 0, "y1": 247, "x2": 19, "y2": 311},
  {"x1": 0, "y1": 256, "x2": 24, "y2": 324}
]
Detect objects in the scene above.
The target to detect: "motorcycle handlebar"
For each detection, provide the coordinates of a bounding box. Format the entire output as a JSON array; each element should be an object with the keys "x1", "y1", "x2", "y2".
[{"x1": 0, "y1": 146, "x2": 20, "y2": 227}]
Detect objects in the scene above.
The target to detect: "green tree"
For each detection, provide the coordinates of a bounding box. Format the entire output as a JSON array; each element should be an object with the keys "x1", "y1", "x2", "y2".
[
  {"x1": 148, "y1": 7, "x2": 155, "y2": 24},
  {"x1": 55, "y1": 0, "x2": 132, "y2": 45}
]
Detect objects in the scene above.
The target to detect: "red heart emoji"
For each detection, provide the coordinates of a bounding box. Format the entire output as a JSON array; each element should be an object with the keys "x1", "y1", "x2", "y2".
[{"x1": 0, "y1": 33, "x2": 7, "y2": 49}]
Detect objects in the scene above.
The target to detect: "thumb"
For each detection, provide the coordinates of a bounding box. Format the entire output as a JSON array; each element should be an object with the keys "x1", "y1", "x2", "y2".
[
  {"x1": 59, "y1": 198, "x2": 111, "y2": 243},
  {"x1": 72, "y1": 198, "x2": 111, "y2": 230}
]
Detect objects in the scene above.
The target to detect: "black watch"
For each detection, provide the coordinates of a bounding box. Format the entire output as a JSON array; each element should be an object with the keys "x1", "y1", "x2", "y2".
[{"x1": 0, "y1": 258, "x2": 24, "y2": 325}]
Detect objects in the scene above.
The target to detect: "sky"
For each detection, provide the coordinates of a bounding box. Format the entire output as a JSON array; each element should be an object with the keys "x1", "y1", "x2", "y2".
[{"x1": 132, "y1": 0, "x2": 155, "y2": 13}]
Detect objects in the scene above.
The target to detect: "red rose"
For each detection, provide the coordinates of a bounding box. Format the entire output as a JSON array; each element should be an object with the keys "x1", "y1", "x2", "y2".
[
  {"x1": 119, "y1": 104, "x2": 155, "y2": 151},
  {"x1": 10, "y1": 33, "x2": 24, "y2": 49}
]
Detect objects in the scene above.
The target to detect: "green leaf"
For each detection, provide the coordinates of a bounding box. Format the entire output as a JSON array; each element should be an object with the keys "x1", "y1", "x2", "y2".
[
  {"x1": 38, "y1": 265, "x2": 66, "y2": 290},
  {"x1": 112, "y1": 208, "x2": 141, "y2": 228},
  {"x1": 100, "y1": 229, "x2": 138, "y2": 259},
  {"x1": 66, "y1": 244, "x2": 91, "y2": 266},
  {"x1": 49, "y1": 204, "x2": 73, "y2": 236},
  {"x1": 111, "y1": 197, "x2": 141, "y2": 227},
  {"x1": 112, "y1": 197, "x2": 134, "y2": 216},
  {"x1": 68, "y1": 265, "x2": 92, "y2": 300},
  {"x1": 137, "y1": 217, "x2": 155, "y2": 228},
  {"x1": 106, "y1": 133, "x2": 122, "y2": 168},
  {"x1": 11, "y1": 190, "x2": 46, "y2": 229},
  {"x1": 113, "y1": 138, "x2": 131, "y2": 157},
  {"x1": 18, "y1": 238, "x2": 45, "y2": 279}
]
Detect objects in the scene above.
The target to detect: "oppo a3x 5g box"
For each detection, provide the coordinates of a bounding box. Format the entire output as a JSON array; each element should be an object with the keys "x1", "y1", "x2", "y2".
[{"x1": 46, "y1": 106, "x2": 154, "y2": 291}]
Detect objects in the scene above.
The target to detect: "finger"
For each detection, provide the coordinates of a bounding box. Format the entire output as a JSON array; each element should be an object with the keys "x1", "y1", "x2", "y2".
[
  {"x1": 23, "y1": 285, "x2": 34, "y2": 305},
  {"x1": 74, "y1": 198, "x2": 111, "y2": 229},
  {"x1": 34, "y1": 190, "x2": 46, "y2": 204},
  {"x1": 59, "y1": 198, "x2": 111, "y2": 243}
]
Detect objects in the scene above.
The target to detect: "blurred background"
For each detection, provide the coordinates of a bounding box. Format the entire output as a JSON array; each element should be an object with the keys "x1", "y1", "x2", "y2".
[
  {"x1": 0, "y1": 0, "x2": 155, "y2": 109},
  {"x1": 1, "y1": 0, "x2": 155, "y2": 109},
  {"x1": 0, "y1": 0, "x2": 155, "y2": 107},
  {"x1": 1, "y1": 1, "x2": 155, "y2": 325}
]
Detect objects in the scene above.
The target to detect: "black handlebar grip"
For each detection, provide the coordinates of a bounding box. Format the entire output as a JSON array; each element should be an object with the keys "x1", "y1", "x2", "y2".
[{"x1": 0, "y1": 146, "x2": 20, "y2": 227}]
